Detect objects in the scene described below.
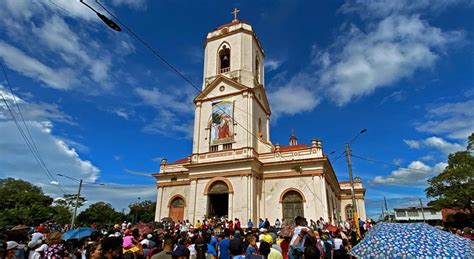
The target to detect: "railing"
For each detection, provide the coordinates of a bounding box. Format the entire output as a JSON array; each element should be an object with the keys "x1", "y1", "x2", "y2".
[{"x1": 220, "y1": 67, "x2": 230, "y2": 73}]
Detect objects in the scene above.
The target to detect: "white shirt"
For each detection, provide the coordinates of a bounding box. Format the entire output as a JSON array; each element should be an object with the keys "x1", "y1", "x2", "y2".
[
  {"x1": 333, "y1": 238, "x2": 343, "y2": 250},
  {"x1": 290, "y1": 226, "x2": 308, "y2": 248},
  {"x1": 31, "y1": 232, "x2": 44, "y2": 242}
]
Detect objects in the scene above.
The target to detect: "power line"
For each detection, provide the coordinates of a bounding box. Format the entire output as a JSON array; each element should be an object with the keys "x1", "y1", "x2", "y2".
[
  {"x1": 0, "y1": 64, "x2": 66, "y2": 194},
  {"x1": 93, "y1": 0, "x2": 278, "y2": 151},
  {"x1": 350, "y1": 154, "x2": 442, "y2": 174}
]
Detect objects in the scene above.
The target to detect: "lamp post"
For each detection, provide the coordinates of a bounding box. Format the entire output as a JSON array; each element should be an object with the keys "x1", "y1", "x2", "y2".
[
  {"x1": 344, "y1": 129, "x2": 366, "y2": 237},
  {"x1": 79, "y1": 0, "x2": 122, "y2": 31}
]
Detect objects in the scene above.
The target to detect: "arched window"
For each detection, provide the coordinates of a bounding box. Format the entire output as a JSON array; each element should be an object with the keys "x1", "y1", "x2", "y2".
[
  {"x1": 219, "y1": 46, "x2": 230, "y2": 73},
  {"x1": 258, "y1": 118, "x2": 262, "y2": 138},
  {"x1": 255, "y1": 57, "x2": 260, "y2": 83},
  {"x1": 282, "y1": 190, "x2": 304, "y2": 223},
  {"x1": 345, "y1": 205, "x2": 354, "y2": 220}
]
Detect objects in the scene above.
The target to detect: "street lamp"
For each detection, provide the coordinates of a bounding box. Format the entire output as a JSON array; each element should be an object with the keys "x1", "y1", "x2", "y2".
[
  {"x1": 79, "y1": 0, "x2": 122, "y2": 31},
  {"x1": 56, "y1": 173, "x2": 105, "y2": 228},
  {"x1": 344, "y1": 129, "x2": 367, "y2": 237}
]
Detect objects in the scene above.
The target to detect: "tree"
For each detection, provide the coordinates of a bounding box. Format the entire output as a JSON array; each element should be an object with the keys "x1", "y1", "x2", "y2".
[
  {"x1": 128, "y1": 200, "x2": 156, "y2": 223},
  {"x1": 77, "y1": 202, "x2": 125, "y2": 228},
  {"x1": 426, "y1": 134, "x2": 474, "y2": 216},
  {"x1": 468, "y1": 132, "x2": 474, "y2": 151},
  {"x1": 0, "y1": 178, "x2": 54, "y2": 227},
  {"x1": 54, "y1": 194, "x2": 87, "y2": 211},
  {"x1": 50, "y1": 205, "x2": 73, "y2": 225}
]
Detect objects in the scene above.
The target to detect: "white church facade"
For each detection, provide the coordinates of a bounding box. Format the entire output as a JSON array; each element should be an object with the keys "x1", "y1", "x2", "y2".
[{"x1": 153, "y1": 15, "x2": 366, "y2": 225}]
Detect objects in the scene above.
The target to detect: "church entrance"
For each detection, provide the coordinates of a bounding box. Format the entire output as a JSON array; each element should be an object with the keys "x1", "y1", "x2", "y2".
[
  {"x1": 207, "y1": 181, "x2": 229, "y2": 217},
  {"x1": 282, "y1": 190, "x2": 304, "y2": 223}
]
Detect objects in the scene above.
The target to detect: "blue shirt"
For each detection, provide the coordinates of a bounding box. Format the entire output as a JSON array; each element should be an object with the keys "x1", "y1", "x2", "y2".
[
  {"x1": 245, "y1": 246, "x2": 257, "y2": 258},
  {"x1": 210, "y1": 236, "x2": 218, "y2": 248},
  {"x1": 247, "y1": 221, "x2": 253, "y2": 228},
  {"x1": 219, "y1": 238, "x2": 231, "y2": 259},
  {"x1": 207, "y1": 244, "x2": 217, "y2": 257}
]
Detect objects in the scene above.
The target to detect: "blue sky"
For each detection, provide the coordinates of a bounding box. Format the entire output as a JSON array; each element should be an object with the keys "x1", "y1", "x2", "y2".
[{"x1": 0, "y1": 0, "x2": 472, "y2": 218}]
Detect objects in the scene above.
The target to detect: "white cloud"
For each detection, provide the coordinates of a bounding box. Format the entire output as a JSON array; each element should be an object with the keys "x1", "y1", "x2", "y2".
[
  {"x1": 135, "y1": 87, "x2": 194, "y2": 138},
  {"x1": 416, "y1": 100, "x2": 474, "y2": 139},
  {"x1": 268, "y1": 85, "x2": 320, "y2": 118},
  {"x1": 0, "y1": 86, "x2": 155, "y2": 211},
  {"x1": 403, "y1": 139, "x2": 421, "y2": 149},
  {"x1": 404, "y1": 136, "x2": 464, "y2": 154},
  {"x1": 0, "y1": 86, "x2": 99, "y2": 187},
  {"x1": 0, "y1": 41, "x2": 78, "y2": 90},
  {"x1": 265, "y1": 59, "x2": 283, "y2": 72},
  {"x1": 371, "y1": 160, "x2": 447, "y2": 186},
  {"x1": 111, "y1": 0, "x2": 148, "y2": 10},
  {"x1": 319, "y1": 15, "x2": 462, "y2": 106},
  {"x1": 340, "y1": 0, "x2": 465, "y2": 18}
]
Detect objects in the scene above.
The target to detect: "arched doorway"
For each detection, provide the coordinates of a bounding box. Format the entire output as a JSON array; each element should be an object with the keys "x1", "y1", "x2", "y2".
[
  {"x1": 168, "y1": 196, "x2": 185, "y2": 221},
  {"x1": 207, "y1": 181, "x2": 229, "y2": 217},
  {"x1": 281, "y1": 190, "x2": 304, "y2": 223},
  {"x1": 345, "y1": 205, "x2": 354, "y2": 221}
]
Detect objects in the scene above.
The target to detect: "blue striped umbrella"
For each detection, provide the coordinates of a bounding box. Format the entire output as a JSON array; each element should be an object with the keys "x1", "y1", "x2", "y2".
[{"x1": 350, "y1": 222, "x2": 473, "y2": 258}]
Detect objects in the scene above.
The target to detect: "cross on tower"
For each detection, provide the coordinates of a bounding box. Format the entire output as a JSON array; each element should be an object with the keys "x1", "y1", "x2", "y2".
[{"x1": 231, "y1": 8, "x2": 240, "y2": 21}]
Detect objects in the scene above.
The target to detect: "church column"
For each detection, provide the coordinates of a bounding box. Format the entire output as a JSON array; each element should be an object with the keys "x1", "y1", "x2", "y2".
[
  {"x1": 188, "y1": 179, "x2": 198, "y2": 222},
  {"x1": 228, "y1": 192, "x2": 234, "y2": 219},
  {"x1": 193, "y1": 102, "x2": 202, "y2": 154},
  {"x1": 155, "y1": 187, "x2": 164, "y2": 221},
  {"x1": 320, "y1": 176, "x2": 329, "y2": 220}
]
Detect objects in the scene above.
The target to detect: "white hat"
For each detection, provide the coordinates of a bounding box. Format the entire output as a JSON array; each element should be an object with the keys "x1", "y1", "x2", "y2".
[
  {"x1": 259, "y1": 228, "x2": 267, "y2": 232},
  {"x1": 6, "y1": 241, "x2": 18, "y2": 250},
  {"x1": 147, "y1": 234, "x2": 153, "y2": 239}
]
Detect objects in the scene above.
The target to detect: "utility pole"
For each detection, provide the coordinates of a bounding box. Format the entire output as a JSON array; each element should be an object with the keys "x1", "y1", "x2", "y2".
[
  {"x1": 419, "y1": 198, "x2": 426, "y2": 223},
  {"x1": 381, "y1": 206, "x2": 385, "y2": 222},
  {"x1": 71, "y1": 179, "x2": 83, "y2": 228},
  {"x1": 345, "y1": 143, "x2": 361, "y2": 237}
]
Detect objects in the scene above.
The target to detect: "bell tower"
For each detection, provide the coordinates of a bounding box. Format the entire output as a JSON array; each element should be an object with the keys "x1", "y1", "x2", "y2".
[
  {"x1": 192, "y1": 10, "x2": 272, "y2": 161},
  {"x1": 202, "y1": 11, "x2": 265, "y2": 89}
]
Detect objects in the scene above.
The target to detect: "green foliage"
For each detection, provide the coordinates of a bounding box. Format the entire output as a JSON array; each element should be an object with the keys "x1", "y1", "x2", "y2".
[
  {"x1": 128, "y1": 200, "x2": 156, "y2": 223},
  {"x1": 468, "y1": 132, "x2": 474, "y2": 151},
  {"x1": 0, "y1": 178, "x2": 54, "y2": 227},
  {"x1": 77, "y1": 202, "x2": 125, "y2": 227},
  {"x1": 54, "y1": 194, "x2": 86, "y2": 211},
  {"x1": 426, "y1": 134, "x2": 474, "y2": 215},
  {"x1": 50, "y1": 205, "x2": 72, "y2": 225}
]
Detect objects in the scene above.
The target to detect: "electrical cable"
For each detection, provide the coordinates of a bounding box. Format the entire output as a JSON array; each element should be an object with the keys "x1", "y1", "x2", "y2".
[
  {"x1": 351, "y1": 154, "x2": 442, "y2": 174},
  {"x1": 93, "y1": 0, "x2": 278, "y2": 152}
]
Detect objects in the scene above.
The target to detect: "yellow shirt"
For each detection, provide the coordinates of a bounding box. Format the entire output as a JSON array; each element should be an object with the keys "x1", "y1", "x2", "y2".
[{"x1": 195, "y1": 222, "x2": 202, "y2": 229}]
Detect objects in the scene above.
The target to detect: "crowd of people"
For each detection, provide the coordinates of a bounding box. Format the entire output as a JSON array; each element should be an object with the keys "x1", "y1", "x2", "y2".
[
  {"x1": 2, "y1": 215, "x2": 471, "y2": 259},
  {"x1": 0, "y1": 216, "x2": 373, "y2": 259}
]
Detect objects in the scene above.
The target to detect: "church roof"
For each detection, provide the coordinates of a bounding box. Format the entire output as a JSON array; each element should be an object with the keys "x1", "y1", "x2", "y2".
[
  {"x1": 214, "y1": 20, "x2": 249, "y2": 31},
  {"x1": 172, "y1": 157, "x2": 188, "y2": 164},
  {"x1": 279, "y1": 144, "x2": 309, "y2": 151}
]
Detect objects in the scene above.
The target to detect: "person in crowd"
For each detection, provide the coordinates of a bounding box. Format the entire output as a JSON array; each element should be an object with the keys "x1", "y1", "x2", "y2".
[
  {"x1": 245, "y1": 235, "x2": 258, "y2": 258},
  {"x1": 274, "y1": 219, "x2": 281, "y2": 231},
  {"x1": 86, "y1": 242, "x2": 102, "y2": 259},
  {"x1": 219, "y1": 229, "x2": 231, "y2": 259},
  {"x1": 151, "y1": 238, "x2": 173, "y2": 259},
  {"x1": 101, "y1": 236, "x2": 123, "y2": 259},
  {"x1": 194, "y1": 237, "x2": 214, "y2": 259},
  {"x1": 247, "y1": 220, "x2": 254, "y2": 230},
  {"x1": 263, "y1": 219, "x2": 270, "y2": 230},
  {"x1": 44, "y1": 231, "x2": 68, "y2": 258},
  {"x1": 288, "y1": 216, "x2": 308, "y2": 259},
  {"x1": 228, "y1": 233, "x2": 244, "y2": 259}
]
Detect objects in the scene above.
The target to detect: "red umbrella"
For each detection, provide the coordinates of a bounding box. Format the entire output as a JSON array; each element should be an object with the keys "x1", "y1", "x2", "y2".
[{"x1": 326, "y1": 225, "x2": 338, "y2": 232}]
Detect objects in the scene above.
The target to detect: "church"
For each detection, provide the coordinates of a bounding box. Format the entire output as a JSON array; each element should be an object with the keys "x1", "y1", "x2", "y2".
[{"x1": 153, "y1": 11, "x2": 366, "y2": 226}]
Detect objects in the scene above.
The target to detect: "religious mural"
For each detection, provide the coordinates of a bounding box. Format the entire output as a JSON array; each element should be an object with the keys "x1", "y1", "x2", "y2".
[{"x1": 210, "y1": 100, "x2": 234, "y2": 144}]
